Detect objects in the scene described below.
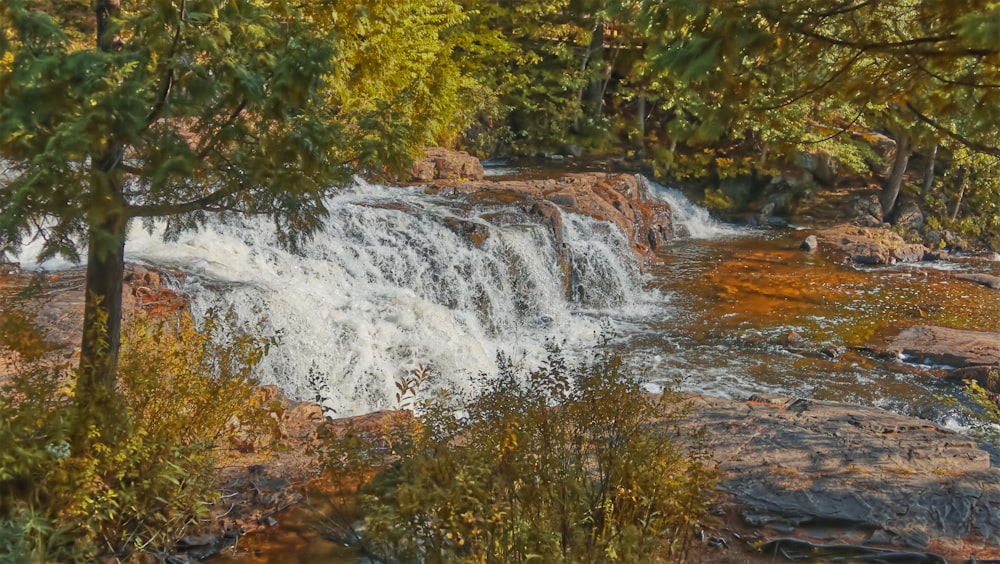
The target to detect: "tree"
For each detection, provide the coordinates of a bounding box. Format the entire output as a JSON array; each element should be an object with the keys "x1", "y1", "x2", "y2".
[
  {"x1": 636, "y1": 0, "x2": 1000, "y2": 216},
  {"x1": 0, "y1": 0, "x2": 471, "y2": 450}
]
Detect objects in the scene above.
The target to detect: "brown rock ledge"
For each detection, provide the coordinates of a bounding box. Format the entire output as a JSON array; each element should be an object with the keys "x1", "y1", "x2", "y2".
[
  {"x1": 429, "y1": 172, "x2": 675, "y2": 261},
  {"x1": 687, "y1": 393, "x2": 1000, "y2": 561},
  {"x1": 888, "y1": 325, "x2": 1000, "y2": 368}
]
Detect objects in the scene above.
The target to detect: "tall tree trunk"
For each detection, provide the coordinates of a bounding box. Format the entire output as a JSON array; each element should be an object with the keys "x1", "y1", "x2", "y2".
[
  {"x1": 880, "y1": 133, "x2": 911, "y2": 217},
  {"x1": 635, "y1": 95, "x2": 646, "y2": 154},
  {"x1": 951, "y1": 171, "x2": 968, "y2": 222},
  {"x1": 72, "y1": 0, "x2": 127, "y2": 454},
  {"x1": 73, "y1": 184, "x2": 127, "y2": 452},
  {"x1": 922, "y1": 143, "x2": 938, "y2": 195},
  {"x1": 584, "y1": 21, "x2": 605, "y2": 121}
]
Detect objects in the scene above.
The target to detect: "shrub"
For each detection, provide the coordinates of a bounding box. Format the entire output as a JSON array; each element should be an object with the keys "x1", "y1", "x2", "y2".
[
  {"x1": 0, "y1": 308, "x2": 275, "y2": 561},
  {"x1": 323, "y1": 347, "x2": 717, "y2": 563}
]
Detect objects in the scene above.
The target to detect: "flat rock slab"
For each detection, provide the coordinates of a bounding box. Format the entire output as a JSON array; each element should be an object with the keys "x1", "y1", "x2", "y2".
[
  {"x1": 686, "y1": 394, "x2": 1000, "y2": 558},
  {"x1": 956, "y1": 273, "x2": 1000, "y2": 290},
  {"x1": 889, "y1": 325, "x2": 1000, "y2": 368},
  {"x1": 814, "y1": 225, "x2": 931, "y2": 265}
]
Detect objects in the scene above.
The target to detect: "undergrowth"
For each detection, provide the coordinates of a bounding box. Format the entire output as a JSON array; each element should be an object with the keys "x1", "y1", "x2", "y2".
[
  {"x1": 0, "y1": 304, "x2": 275, "y2": 562},
  {"x1": 320, "y1": 347, "x2": 718, "y2": 563}
]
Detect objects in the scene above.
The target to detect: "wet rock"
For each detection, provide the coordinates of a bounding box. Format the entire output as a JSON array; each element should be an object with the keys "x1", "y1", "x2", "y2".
[
  {"x1": 814, "y1": 225, "x2": 929, "y2": 265},
  {"x1": 442, "y1": 216, "x2": 491, "y2": 248},
  {"x1": 124, "y1": 265, "x2": 189, "y2": 316},
  {"x1": 949, "y1": 366, "x2": 1000, "y2": 395},
  {"x1": 684, "y1": 394, "x2": 1000, "y2": 558},
  {"x1": 888, "y1": 325, "x2": 1000, "y2": 368},
  {"x1": 431, "y1": 173, "x2": 674, "y2": 261},
  {"x1": 778, "y1": 330, "x2": 804, "y2": 348},
  {"x1": 956, "y1": 273, "x2": 1000, "y2": 290},
  {"x1": 409, "y1": 147, "x2": 485, "y2": 182},
  {"x1": 820, "y1": 345, "x2": 847, "y2": 360},
  {"x1": 923, "y1": 249, "x2": 948, "y2": 261},
  {"x1": 800, "y1": 235, "x2": 819, "y2": 252}
]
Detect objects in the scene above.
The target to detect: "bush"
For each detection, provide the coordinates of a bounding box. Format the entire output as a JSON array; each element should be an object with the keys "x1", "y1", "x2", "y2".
[
  {"x1": 323, "y1": 347, "x2": 717, "y2": 563},
  {"x1": 0, "y1": 308, "x2": 275, "y2": 561}
]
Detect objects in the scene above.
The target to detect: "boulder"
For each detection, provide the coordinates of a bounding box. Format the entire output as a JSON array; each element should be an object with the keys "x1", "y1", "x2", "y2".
[
  {"x1": 814, "y1": 225, "x2": 929, "y2": 265},
  {"x1": 889, "y1": 200, "x2": 925, "y2": 231},
  {"x1": 794, "y1": 151, "x2": 839, "y2": 186},
  {"x1": 854, "y1": 194, "x2": 885, "y2": 227},
  {"x1": 774, "y1": 167, "x2": 814, "y2": 190},
  {"x1": 124, "y1": 264, "x2": 189, "y2": 316},
  {"x1": 799, "y1": 235, "x2": 819, "y2": 252},
  {"x1": 409, "y1": 147, "x2": 485, "y2": 182},
  {"x1": 949, "y1": 366, "x2": 1000, "y2": 395},
  {"x1": 887, "y1": 325, "x2": 1000, "y2": 368}
]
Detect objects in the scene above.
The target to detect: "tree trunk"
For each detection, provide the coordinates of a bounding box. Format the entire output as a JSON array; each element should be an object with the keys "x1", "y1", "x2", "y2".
[
  {"x1": 880, "y1": 133, "x2": 911, "y2": 217},
  {"x1": 584, "y1": 21, "x2": 605, "y2": 121},
  {"x1": 73, "y1": 191, "x2": 127, "y2": 452},
  {"x1": 95, "y1": 0, "x2": 121, "y2": 51},
  {"x1": 922, "y1": 143, "x2": 938, "y2": 195},
  {"x1": 951, "y1": 173, "x2": 967, "y2": 222},
  {"x1": 635, "y1": 95, "x2": 646, "y2": 153},
  {"x1": 72, "y1": 0, "x2": 127, "y2": 454}
]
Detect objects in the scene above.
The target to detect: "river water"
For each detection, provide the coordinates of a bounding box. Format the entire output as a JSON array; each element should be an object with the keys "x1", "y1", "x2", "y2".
[
  {"x1": 12, "y1": 172, "x2": 1000, "y2": 561},
  {"x1": 14, "y1": 175, "x2": 1000, "y2": 425}
]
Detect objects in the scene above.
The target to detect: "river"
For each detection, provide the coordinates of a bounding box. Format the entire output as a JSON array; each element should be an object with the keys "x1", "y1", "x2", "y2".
[
  {"x1": 15, "y1": 174, "x2": 1000, "y2": 424},
  {"x1": 12, "y1": 170, "x2": 1000, "y2": 561}
]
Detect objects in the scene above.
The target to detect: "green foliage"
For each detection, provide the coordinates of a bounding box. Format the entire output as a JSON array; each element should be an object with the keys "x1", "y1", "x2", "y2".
[
  {"x1": 323, "y1": 348, "x2": 717, "y2": 563},
  {"x1": 0, "y1": 310, "x2": 275, "y2": 561},
  {"x1": 962, "y1": 377, "x2": 1000, "y2": 445}
]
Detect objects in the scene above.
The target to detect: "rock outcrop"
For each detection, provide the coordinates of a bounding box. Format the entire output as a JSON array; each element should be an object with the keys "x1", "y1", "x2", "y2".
[
  {"x1": 210, "y1": 393, "x2": 1000, "y2": 562},
  {"x1": 409, "y1": 147, "x2": 485, "y2": 182},
  {"x1": 0, "y1": 265, "x2": 189, "y2": 361},
  {"x1": 431, "y1": 173, "x2": 674, "y2": 260},
  {"x1": 688, "y1": 394, "x2": 1000, "y2": 561},
  {"x1": 888, "y1": 325, "x2": 1000, "y2": 368},
  {"x1": 814, "y1": 225, "x2": 933, "y2": 265}
]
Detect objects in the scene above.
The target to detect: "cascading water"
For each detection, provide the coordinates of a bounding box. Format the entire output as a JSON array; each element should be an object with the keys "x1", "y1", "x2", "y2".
[
  {"x1": 642, "y1": 177, "x2": 737, "y2": 239},
  {"x1": 14, "y1": 172, "x2": 999, "y2": 427},
  {"x1": 123, "y1": 180, "x2": 656, "y2": 416}
]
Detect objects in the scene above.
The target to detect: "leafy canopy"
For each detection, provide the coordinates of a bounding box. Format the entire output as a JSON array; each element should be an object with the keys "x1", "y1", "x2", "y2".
[{"x1": 0, "y1": 0, "x2": 475, "y2": 262}]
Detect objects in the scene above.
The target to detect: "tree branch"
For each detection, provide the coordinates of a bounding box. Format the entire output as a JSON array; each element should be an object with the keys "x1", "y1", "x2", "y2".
[
  {"x1": 801, "y1": 0, "x2": 879, "y2": 20},
  {"x1": 783, "y1": 25, "x2": 959, "y2": 53},
  {"x1": 143, "y1": 1, "x2": 184, "y2": 130},
  {"x1": 903, "y1": 44, "x2": 1000, "y2": 88},
  {"x1": 125, "y1": 183, "x2": 242, "y2": 218},
  {"x1": 751, "y1": 49, "x2": 865, "y2": 111},
  {"x1": 906, "y1": 102, "x2": 1000, "y2": 158},
  {"x1": 195, "y1": 99, "x2": 248, "y2": 160}
]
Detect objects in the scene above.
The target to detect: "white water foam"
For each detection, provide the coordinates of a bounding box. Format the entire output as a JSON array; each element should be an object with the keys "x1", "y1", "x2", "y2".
[
  {"x1": 119, "y1": 181, "x2": 655, "y2": 415},
  {"x1": 640, "y1": 177, "x2": 739, "y2": 239}
]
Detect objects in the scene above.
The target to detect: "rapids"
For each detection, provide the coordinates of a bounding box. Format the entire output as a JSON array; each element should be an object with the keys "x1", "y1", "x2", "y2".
[
  {"x1": 14, "y1": 175, "x2": 1000, "y2": 425},
  {"x1": 118, "y1": 179, "x2": 665, "y2": 416}
]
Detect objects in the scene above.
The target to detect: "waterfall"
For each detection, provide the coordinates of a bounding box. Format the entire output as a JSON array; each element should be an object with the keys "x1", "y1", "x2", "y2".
[
  {"x1": 123, "y1": 181, "x2": 655, "y2": 415},
  {"x1": 640, "y1": 177, "x2": 737, "y2": 239}
]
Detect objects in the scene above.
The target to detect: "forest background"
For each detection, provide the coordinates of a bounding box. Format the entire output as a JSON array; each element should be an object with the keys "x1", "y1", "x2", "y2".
[{"x1": 3, "y1": 0, "x2": 1000, "y2": 560}]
